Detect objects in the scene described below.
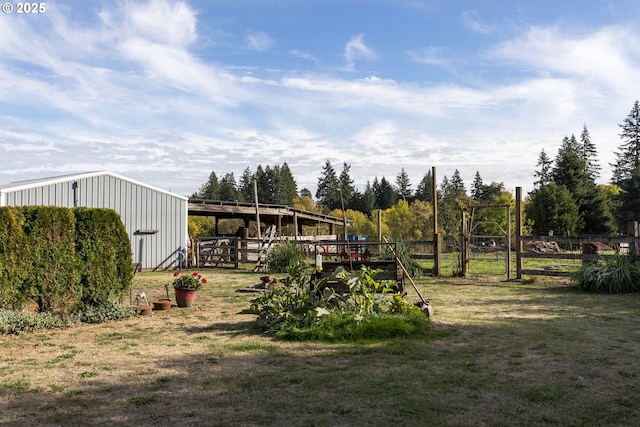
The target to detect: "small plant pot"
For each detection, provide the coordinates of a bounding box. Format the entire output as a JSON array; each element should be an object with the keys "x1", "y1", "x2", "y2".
[
  {"x1": 153, "y1": 299, "x2": 172, "y2": 310},
  {"x1": 137, "y1": 305, "x2": 152, "y2": 316},
  {"x1": 174, "y1": 288, "x2": 197, "y2": 307}
]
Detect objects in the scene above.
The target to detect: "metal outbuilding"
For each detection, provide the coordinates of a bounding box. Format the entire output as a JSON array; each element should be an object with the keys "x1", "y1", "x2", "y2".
[{"x1": 0, "y1": 171, "x2": 188, "y2": 271}]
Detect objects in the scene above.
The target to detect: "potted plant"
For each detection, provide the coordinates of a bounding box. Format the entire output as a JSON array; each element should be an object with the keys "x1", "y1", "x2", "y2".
[{"x1": 172, "y1": 271, "x2": 207, "y2": 307}]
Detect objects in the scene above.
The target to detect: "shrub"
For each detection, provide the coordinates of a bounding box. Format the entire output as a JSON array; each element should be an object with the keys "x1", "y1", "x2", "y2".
[
  {"x1": 21, "y1": 206, "x2": 80, "y2": 314},
  {"x1": 0, "y1": 208, "x2": 30, "y2": 309},
  {"x1": 74, "y1": 301, "x2": 137, "y2": 324},
  {"x1": 249, "y1": 262, "x2": 429, "y2": 341},
  {"x1": 266, "y1": 241, "x2": 306, "y2": 273},
  {"x1": 572, "y1": 255, "x2": 640, "y2": 293},
  {"x1": 382, "y1": 241, "x2": 427, "y2": 278},
  {"x1": 0, "y1": 309, "x2": 76, "y2": 335},
  {"x1": 74, "y1": 208, "x2": 133, "y2": 308}
]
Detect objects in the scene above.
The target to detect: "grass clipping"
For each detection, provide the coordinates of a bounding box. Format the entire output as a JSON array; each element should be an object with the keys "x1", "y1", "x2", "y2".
[{"x1": 248, "y1": 263, "x2": 429, "y2": 341}]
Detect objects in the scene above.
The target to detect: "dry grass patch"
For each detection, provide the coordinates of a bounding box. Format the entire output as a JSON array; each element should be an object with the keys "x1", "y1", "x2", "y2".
[{"x1": 1, "y1": 269, "x2": 640, "y2": 425}]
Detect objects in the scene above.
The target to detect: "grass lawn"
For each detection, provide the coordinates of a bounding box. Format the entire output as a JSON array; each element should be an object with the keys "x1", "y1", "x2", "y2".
[{"x1": 1, "y1": 267, "x2": 640, "y2": 426}]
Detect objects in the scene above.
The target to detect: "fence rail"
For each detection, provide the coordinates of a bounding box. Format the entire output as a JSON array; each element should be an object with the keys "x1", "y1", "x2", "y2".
[{"x1": 514, "y1": 187, "x2": 640, "y2": 279}]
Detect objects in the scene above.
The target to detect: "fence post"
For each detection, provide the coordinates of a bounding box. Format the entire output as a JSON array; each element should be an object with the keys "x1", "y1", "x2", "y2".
[
  {"x1": 515, "y1": 187, "x2": 523, "y2": 280},
  {"x1": 461, "y1": 210, "x2": 469, "y2": 277},
  {"x1": 433, "y1": 233, "x2": 440, "y2": 277},
  {"x1": 628, "y1": 221, "x2": 639, "y2": 257}
]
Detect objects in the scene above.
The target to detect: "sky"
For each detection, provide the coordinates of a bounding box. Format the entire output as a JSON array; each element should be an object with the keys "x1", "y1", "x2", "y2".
[{"x1": 1, "y1": 0, "x2": 640, "y2": 199}]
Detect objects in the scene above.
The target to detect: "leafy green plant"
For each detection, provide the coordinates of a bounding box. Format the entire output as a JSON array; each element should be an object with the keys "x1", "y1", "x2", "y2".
[
  {"x1": 266, "y1": 241, "x2": 306, "y2": 273},
  {"x1": 74, "y1": 301, "x2": 137, "y2": 324},
  {"x1": 249, "y1": 262, "x2": 316, "y2": 332},
  {"x1": 0, "y1": 310, "x2": 76, "y2": 335},
  {"x1": 572, "y1": 254, "x2": 640, "y2": 293},
  {"x1": 382, "y1": 241, "x2": 427, "y2": 278},
  {"x1": 249, "y1": 262, "x2": 428, "y2": 341}
]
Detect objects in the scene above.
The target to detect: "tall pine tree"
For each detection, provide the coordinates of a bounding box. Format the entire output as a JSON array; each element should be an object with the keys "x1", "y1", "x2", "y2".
[
  {"x1": 580, "y1": 124, "x2": 601, "y2": 180},
  {"x1": 395, "y1": 168, "x2": 412, "y2": 200},
  {"x1": 316, "y1": 160, "x2": 341, "y2": 211},
  {"x1": 533, "y1": 149, "x2": 553, "y2": 189},
  {"x1": 612, "y1": 100, "x2": 640, "y2": 225},
  {"x1": 278, "y1": 162, "x2": 298, "y2": 205},
  {"x1": 338, "y1": 162, "x2": 356, "y2": 209},
  {"x1": 414, "y1": 170, "x2": 434, "y2": 203}
]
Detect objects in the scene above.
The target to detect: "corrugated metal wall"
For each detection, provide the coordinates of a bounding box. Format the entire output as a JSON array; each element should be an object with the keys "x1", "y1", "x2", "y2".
[{"x1": 1, "y1": 173, "x2": 187, "y2": 270}]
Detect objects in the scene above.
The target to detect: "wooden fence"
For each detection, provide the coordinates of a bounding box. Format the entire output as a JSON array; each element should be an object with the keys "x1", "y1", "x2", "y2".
[
  {"x1": 514, "y1": 187, "x2": 640, "y2": 278},
  {"x1": 191, "y1": 234, "x2": 442, "y2": 276}
]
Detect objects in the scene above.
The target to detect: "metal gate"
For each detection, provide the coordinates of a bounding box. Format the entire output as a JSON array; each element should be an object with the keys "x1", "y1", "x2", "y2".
[{"x1": 461, "y1": 204, "x2": 512, "y2": 278}]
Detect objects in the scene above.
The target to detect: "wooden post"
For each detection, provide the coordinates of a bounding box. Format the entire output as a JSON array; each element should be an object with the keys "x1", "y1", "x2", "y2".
[
  {"x1": 293, "y1": 212, "x2": 299, "y2": 240},
  {"x1": 241, "y1": 228, "x2": 249, "y2": 262},
  {"x1": 253, "y1": 179, "x2": 261, "y2": 240},
  {"x1": 506, "y1": 204, "x2": 511, "y2": 280},
  {"x1": 461, "y1": 210, "x2": 468, "y2": 277},
  {"x1": 628, "y1": 221, "x2": 639, "y2": 257},
  {"x1": 432, "y1": 166, "x2": 440, "y2": 277},
  {"x1": 377, "y1": 209, "x2": 382, "y2": 241},
  {"x1": 515, "y1": 187, "x2": 523, "y2": 280}
]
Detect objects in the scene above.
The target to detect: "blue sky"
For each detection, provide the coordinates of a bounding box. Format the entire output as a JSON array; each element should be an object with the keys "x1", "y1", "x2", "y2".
[{"x1": 1, "y1": 0, "x2": 640, "y2": 197}]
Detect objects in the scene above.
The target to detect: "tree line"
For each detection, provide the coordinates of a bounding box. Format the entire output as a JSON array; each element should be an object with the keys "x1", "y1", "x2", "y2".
[
  {"x1": 191, "y1": 100, "x2": 640, "y2": 240},
  {"x1": 527, "y1": 100, "x2": 640, "y2": 236}
]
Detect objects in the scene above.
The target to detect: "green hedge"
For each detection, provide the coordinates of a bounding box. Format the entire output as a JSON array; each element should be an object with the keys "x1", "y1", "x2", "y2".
[
  {"x1": 0, "y1": 206, "x2": 133, "y2": 313},
  {"x1": 74, "y1": 208, "x2": 133, "y2": 309},
  {"x1": 0, "y1": 208, "x2": 29, "y2": 309}
]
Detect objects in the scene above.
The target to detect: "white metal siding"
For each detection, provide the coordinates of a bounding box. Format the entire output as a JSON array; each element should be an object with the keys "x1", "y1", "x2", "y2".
[{"x1": 0, "y1": 172, "x2": 187, "y2": 270}]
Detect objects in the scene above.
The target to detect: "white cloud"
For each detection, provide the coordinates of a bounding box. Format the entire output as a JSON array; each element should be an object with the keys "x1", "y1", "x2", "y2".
[
  {"x1": 246, "y1": 30, "x2": 275, "y2": 52},
  {"x1": 407, "y1": 46, "x2": 450, "y2": 67},
  {"x1": 289, "y1": 49, "x2": 319, "y2": 63},
  {"x1": 461, "y1": 10, "x2": 493, "y2": 34},
  {"x1": 112, "y1": 0, "x2": 197, "y2": 47},
  {"x1": 344, "y1": 34, "x2": 377, "y2": 71},
  {"x1": 486, "y1": 25, "x2": 640, "y2": 95},
  {"x1": 1, "y1": 2, "x2": 639, "y2": 196}
]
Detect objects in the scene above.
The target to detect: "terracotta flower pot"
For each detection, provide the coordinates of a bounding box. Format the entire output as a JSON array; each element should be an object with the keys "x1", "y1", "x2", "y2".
[
  {"x1": 153, "y1": 299, "x2": 172, "y2": 310},
  {"x1": 137, "y1": 305, "x2": 152, "y2": 316},
  {"x1": 174, "y1": 288, "x2": 197, "y2": 307}
]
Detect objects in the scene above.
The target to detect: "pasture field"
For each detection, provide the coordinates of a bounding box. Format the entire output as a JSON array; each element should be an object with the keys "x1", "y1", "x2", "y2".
[{"x1": 1, "y1": 265, "x2": 640, "y2": 426}]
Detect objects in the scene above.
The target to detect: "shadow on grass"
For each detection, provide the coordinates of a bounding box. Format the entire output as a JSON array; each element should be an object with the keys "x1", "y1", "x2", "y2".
[{"x1": 3, "y1": 283, "x2": 640, "y2": 426}]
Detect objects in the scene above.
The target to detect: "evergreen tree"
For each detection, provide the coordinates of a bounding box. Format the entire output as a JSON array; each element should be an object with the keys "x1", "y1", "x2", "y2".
[
  {"x1": 551, "y1": 135, "x2": 590, "y2": 205},
  {"x1": 198, "y1": 171, "x2": 220, "y2": 200},
  {"x1": 338, "y1": 162, "x2": 356, "y2": 209},
  {"x1": 533, "y1": 149, "x2": 553, "y2": 189},
  {"x1": 315, "y1": 160, "x2": 341, "y2": 211},
  {"x1": 525, "y1": 183, "x2": 582, "y2": 235},
  {"x1": 218, "y1": 172, "x2": 238, "y2": 201},
  {"x1": 351, "y1": 182, "x2": 375, "y2": 215},
  {"x1": 439, "y1": 170, "x2": 468, "y2": 239},
  {"x1": 580, "y1": 184, "x2": 617, "y2": 234},
  {"x1": 278, "y1": 162, "x2": 298, "y2": 205},
  {"x1": 254, "y1": 165, "x2": 272, "y2": 203},
  {"x1": 612, "y1": 100, "x2": 640, "y2": 225},
  {"x1": 612, "y1": 100, "x2": 640, "y2": 184},
  {"x1": 238, "y1": 167, "x2": 254, "y2": 203},
  {"x1": 395, "y1": 168, "x2": 412, "y2": 200},
  {"x1": 471, "y1": 171, "x2": 484, "y2": 200},
  {"x1": 299, "y1": 188, "x2": 313, "y2": 198},
  {"x1": 580, "y1": 124, "x2": 601, "y2": 180},
  {"x1": 373, "y1": 176, "x2": 397, "y2": 210},
  {"x1": 414, "y1": 170, "x2": 434, "y2": 203},
  {"x1": 449, "y1": 170, "x2": 466, "y2": 195}
]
